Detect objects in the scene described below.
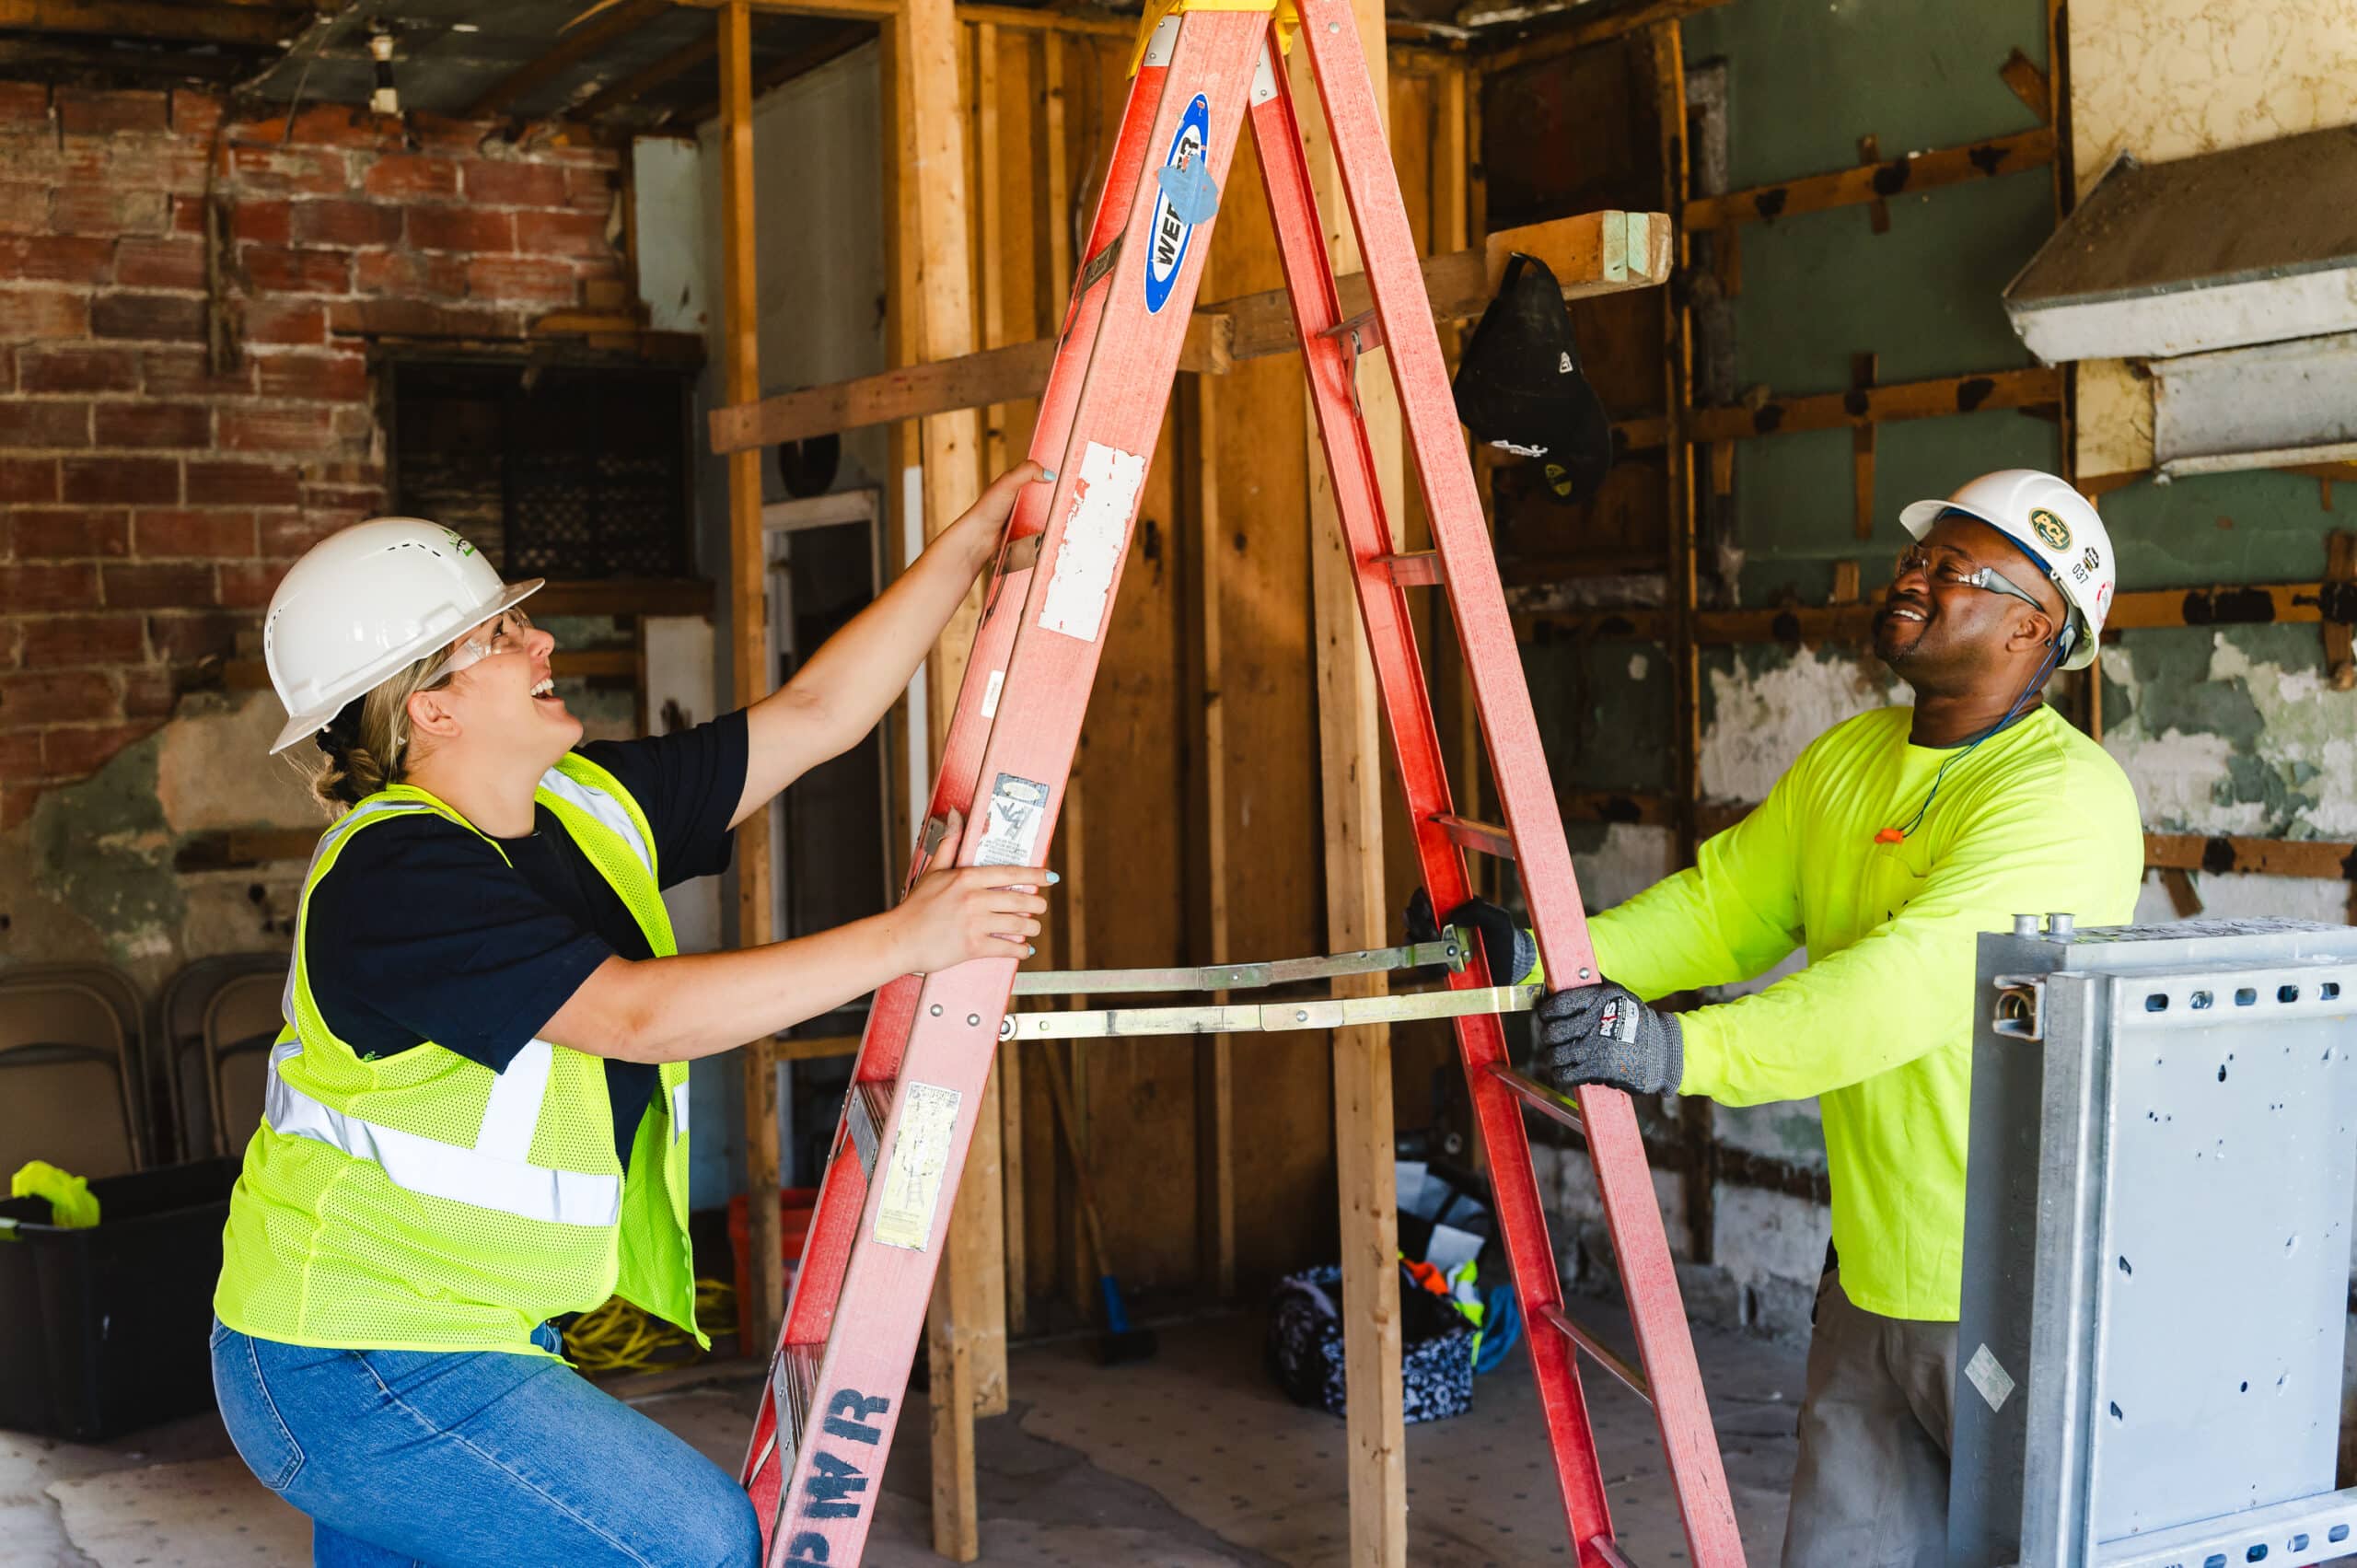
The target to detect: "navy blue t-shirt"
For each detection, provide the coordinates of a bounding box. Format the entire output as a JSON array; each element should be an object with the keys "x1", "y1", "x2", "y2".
[{"x1": 302, "y1": 712, "x2": 749, "y2": 1170}]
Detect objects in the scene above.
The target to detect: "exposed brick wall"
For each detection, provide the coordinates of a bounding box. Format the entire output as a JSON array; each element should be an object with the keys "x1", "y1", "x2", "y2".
[{"x1": 0, "y1": 84, "x2": 629, "y2": 829}]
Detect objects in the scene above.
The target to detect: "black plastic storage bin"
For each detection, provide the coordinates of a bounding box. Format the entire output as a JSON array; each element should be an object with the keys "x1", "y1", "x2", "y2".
[{"x1": 0, "y1": 1158, "x2": 239, "y2": 1441}]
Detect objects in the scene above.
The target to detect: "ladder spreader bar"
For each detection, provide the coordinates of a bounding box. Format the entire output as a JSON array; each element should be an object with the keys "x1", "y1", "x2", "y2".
[
  {"x1": 1010, "y1": 935, "x2": 1466, "y2": 995},
  {"x1": 1002, "y1": 983, "x2": 1538, "y2": 1040}
]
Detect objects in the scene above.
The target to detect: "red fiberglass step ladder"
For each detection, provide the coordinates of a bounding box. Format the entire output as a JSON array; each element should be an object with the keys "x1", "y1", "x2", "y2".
[{"x1": 738, "y1": 1, "x2": 1744, "y2": 1562}]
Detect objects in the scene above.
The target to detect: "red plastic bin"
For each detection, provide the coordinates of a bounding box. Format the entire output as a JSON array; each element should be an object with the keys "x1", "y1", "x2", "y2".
[{"x1": 726, "y1": 1188, "x2": 819, "y2": 1338}]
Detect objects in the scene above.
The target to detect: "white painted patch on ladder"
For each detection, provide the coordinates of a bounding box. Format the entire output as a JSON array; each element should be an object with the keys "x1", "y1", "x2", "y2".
[
  {"x1": 1039, "y1": 441, "x2": 1146, "y2": 643},
  {"x1": 1965, "y1": 1342, "x2": 2015, "y2": 1412}
]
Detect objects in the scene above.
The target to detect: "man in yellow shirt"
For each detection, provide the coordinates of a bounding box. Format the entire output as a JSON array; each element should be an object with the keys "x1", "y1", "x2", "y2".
[{"x1": 1531, "y1": 470, "x2": 2146, "y2": 1567}]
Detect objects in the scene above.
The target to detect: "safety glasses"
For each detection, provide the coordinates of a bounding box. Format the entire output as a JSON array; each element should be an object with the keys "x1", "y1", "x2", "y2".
[
  {"x1": 424, "y1": 609, "x2": 536, "y2": 685},
  {"x1": 1893, "y1": 545, "x2": 2049, "y2": 616}
]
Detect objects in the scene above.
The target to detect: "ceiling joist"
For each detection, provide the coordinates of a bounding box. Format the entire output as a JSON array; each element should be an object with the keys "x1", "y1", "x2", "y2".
[
  {"x1": 464, "y1": 0, "x2": 670, "y2": 117},
  {"x1": 660, "y1": 17, "x2": 872, "y2": 129}
]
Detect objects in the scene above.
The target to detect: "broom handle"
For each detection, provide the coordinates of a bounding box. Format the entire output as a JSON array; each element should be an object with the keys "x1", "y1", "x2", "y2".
[{"x1": 1042, "y1": 1053, "x2": 1113, "y2": 1277}]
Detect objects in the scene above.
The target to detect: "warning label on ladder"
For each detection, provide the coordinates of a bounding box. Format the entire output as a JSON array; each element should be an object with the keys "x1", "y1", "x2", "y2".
[{"x1": 874, "y1": 1083, "x2": 961, "y2": 1251}]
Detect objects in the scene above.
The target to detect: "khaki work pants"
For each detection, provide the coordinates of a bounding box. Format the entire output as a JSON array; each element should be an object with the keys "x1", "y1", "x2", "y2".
[{"x1": 1780, "y1": 1270, "x2": 1959, "y2": 1568}]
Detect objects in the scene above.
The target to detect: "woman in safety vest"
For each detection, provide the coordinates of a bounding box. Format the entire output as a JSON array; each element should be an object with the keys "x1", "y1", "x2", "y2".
[{"x1": 211, "y1": 462, "x2": 1054, "y2": 1567}]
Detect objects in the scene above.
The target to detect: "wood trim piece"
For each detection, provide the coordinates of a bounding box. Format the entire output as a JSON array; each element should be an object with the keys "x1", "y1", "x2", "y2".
[
  {"x1": 708, "y1": 210, "x2": 1670, "y2": 453},
  {"x1": 1614, "y1": 365, "x2": 2062, "y2": 450},
  {"x1": 1515, "y1": 577, "x2": 2343, "y2": 646},
  {"x1": 1554, "y1": 790, "x2": 2356, "y2": 886},
  {"x1": 1681, "y1": 127, "x2": 2055, "y2": 232}
]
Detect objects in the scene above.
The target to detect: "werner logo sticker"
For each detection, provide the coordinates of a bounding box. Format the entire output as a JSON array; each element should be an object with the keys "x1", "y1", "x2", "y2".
[{"x1": 1145, "y1": 95, "x2": 1213, "y2": 315}]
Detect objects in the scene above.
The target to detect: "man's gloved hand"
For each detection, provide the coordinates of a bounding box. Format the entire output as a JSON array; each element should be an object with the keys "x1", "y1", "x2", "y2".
[
  {"x1": 1533, "y1": 980, "x2": 1683, "y2": 1097},
  {"x1": 1404, "y1": 889, "x2": 1540, "y2": 985}
]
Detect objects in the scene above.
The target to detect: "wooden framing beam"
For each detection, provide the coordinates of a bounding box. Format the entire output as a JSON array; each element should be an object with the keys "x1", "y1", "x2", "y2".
[
  {"x1": 465, "y1": 0, "x2": 668, "y2": 116},
  {"x1": 1563, "y1": 788, "x2": 2357, "y2": 889},
  {"x1": 1681, "y1": 126, "x2": 2056, "y2": 231},
  {"x1": 1514, "y1": 577, "x2": 2346, "y2": 645},
  {"x1": 708, "y1": 210, "x2": 1671, "y2": 453},
  {"x1": 571, "y1": 30, "x2": 717, "y2": 121},
  {"x1": 659, "y1": 17, "x2": 875, "y2": 129},
  {"x1": 888, "y1": 0, "x2": 1001, "y2": 1551},
  {"x1": 671, "y1": 0, "x2": 1460, "y2": 48},
  {"x1": 1473, "y1": 0, "x2": 1735, "y2": 75},
  {"x1": 1293, "y1": 14, "x2": 1408, "y2": 1561},
  {"x1": 1612, "y1": 365, "x2": 2062, "y2": 449},
  {"x1": 0, "y1": 0, "x2": 308, "y2": 46},
  {"x1": 716, "y1": 0, "x2": 786, "y2": 1362}
]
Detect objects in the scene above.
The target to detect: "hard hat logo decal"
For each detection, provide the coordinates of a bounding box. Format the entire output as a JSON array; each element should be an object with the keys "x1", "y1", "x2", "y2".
[
  {"x1": 442, "y1": 528, "x2": 476, "y2": 558},
  {"x1": 2028, "y1": 507, "x2": 2072, "y2": 550}
]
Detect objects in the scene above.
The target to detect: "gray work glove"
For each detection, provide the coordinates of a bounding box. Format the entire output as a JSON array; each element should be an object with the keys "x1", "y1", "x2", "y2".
[{"x1": 1533, "y1": 980, "x2": 1683, "y2": 1097}]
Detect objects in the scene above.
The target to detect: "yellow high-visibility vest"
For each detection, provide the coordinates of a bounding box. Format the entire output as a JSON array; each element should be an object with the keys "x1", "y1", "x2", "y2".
[{"x1": 215, "y1": 753, "x2": 702, "y2": 1356}]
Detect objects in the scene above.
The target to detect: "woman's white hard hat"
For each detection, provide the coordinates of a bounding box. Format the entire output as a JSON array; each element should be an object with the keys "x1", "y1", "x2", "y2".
[
  {"x1": 1898, "y1": 468, "x2": 2114, "y2": 672},
  {"x1": 261, "y1": 517, "x2": 543, "y2": 755}
]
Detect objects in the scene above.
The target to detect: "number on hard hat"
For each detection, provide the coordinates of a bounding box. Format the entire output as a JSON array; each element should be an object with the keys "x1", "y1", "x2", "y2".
[
  {"x1": 1897, "y1": 469, "x2": 2113, "y2": 671},
  {"x1": 261, "y1": 518, "x2": 543, "y2": 756}
]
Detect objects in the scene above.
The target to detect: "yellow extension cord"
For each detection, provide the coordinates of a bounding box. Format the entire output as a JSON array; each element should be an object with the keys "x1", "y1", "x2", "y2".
[{"x1": 564, "y1": 1278, "x2": 737, "y2": 1376}]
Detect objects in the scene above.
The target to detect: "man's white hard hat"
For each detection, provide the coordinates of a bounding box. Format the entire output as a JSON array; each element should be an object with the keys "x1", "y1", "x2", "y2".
[
  {"x1": 1898, "y1": 469, "x2": 2114, "y2": 671},
  {"x1": 261, "y1": 517, "x2": 543, "y2": 755}
]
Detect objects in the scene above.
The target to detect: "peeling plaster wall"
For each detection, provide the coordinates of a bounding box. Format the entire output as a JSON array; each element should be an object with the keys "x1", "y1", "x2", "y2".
[
  {"x1": 2064, "y1": 0, "x2": 2357, "y2": 476},
  {"x1": 4, "y1": 691, "x2": 315, "y2": 992}
]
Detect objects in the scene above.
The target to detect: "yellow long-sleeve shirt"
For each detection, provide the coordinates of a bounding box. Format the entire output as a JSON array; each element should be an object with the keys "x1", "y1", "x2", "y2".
[{"x1": 1588, "y1": 703, "x2": 2143, "y2": 1321}]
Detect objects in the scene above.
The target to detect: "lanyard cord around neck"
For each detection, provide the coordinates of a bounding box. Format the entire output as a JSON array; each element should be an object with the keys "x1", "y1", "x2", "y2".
[{"x1": 1875, "y1": 643, "x2": 2063, "y2": 844}]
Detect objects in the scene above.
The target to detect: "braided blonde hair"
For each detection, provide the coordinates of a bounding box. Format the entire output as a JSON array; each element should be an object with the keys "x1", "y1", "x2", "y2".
[{"x1": 307, "y1": 652, "x2": 451, "y2": 816}]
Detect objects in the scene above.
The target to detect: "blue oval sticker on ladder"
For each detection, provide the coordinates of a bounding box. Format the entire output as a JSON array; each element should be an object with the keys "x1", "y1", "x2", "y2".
[{"x1": 1144, "y1": 94, "x2": 1214, "y2": 314}]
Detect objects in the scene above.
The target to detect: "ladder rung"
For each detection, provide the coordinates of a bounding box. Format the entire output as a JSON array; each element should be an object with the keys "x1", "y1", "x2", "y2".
[
  {"x1": 845, "y1": 1080, "x2": 892, "y2": 1179},
  {"x1": 1487, "y1": 1063, "x2": 1584, "y2": 1134},
  {"x1": 1433, "y1": 813, "x2": 1515, "y2": 859},
  {"x1": 1539, "y1": 1302, "x2": 1653, "y2": 1406},
  {"x1": 1371, "y1": 550, "x2": 1445, "y2": 587}
]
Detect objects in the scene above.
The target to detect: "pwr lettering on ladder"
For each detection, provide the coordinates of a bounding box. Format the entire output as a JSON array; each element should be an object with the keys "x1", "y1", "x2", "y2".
[{"x1": 799, "y1": 1390, "x2": 890, "y2": 1523}]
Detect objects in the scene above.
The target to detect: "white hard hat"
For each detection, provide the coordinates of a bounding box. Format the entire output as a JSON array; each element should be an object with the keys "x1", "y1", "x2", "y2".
[
  {"x1": 1898, "y1": 469, "x2": 2113, "y2": 671},
  {"x1": 261, "y1": 517, "x2": 542, "y2": 754}
]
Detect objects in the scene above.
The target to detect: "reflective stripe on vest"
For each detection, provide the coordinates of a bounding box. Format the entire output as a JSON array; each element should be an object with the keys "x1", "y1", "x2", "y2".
[
  {"x1": 264, "y1": 1038, "x2": 623, "y2": 1227},
  {"x1": 263, "y1": 765, "x2": 655, "y2": 1229},
  {"x1": 538, "y1": 765, "x2": 653, "y2": 877}
]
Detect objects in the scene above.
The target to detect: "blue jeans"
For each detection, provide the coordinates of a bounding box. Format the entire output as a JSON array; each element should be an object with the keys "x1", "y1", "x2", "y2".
[{"x1": 210, "y1": 1318, "x2": 761, "y2": 1568}]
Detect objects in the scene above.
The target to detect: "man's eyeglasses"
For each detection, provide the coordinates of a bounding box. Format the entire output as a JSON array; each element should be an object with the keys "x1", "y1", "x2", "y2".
[{"x1": 1892, "y1": 547, "x2": 2048, "y2": 616}]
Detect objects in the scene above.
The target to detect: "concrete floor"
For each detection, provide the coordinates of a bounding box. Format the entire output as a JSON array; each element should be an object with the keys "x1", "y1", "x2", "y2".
[{"x1": 2, "y1": 1309, "x2": 1808, "y2": 1567}]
